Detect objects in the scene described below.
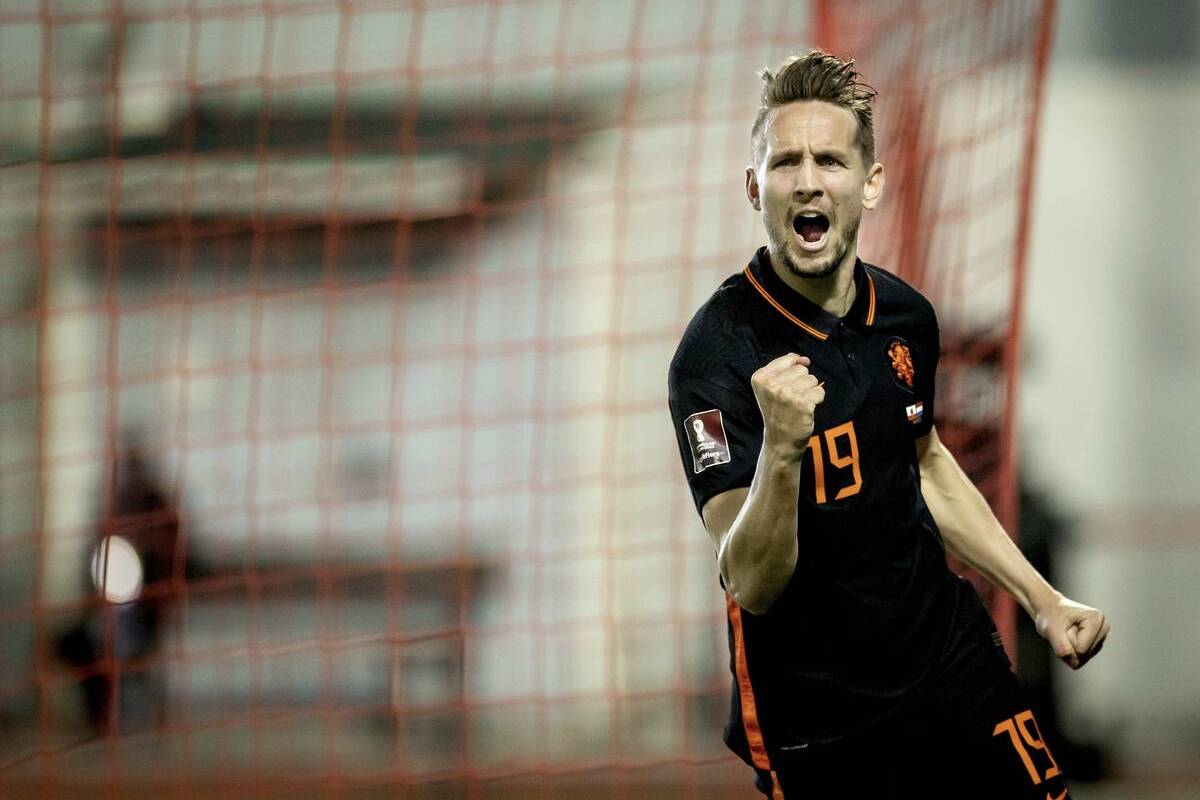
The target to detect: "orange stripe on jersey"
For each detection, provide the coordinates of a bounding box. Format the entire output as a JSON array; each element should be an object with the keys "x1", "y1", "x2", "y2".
[
  {"x1": 767, "y1": 769, "x2": 784, "y2": 799},
  {"x1": 865, "y1": 271, "x2": 877, "y2": 326},
  {"x1": 743, "y1": 267, "x2": 829, "y2": 341},
  {"x1": 726, "y1": 594, "x2": 785, "y2": 799}
]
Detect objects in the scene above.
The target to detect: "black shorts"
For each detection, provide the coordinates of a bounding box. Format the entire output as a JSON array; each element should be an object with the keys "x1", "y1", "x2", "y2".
[{"x1": 752, "y1": 668, "x2": 1071, "y2": 799}]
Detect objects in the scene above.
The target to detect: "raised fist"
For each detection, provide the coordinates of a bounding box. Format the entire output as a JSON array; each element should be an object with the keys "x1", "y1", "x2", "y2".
[{"x1": 750, "y1": 353, "x2": 825, "y2": 460}]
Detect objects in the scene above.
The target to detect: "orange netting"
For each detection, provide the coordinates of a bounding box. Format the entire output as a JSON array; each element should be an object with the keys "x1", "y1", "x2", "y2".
[{"x1": 0, "y1": 1, "x2": 1053, "y2": 796}]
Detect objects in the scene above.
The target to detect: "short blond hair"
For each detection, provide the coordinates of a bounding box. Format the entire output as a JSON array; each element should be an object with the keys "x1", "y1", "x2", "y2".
[{"x1": 751, "y1": 49, "x2": 877, "y2": 166}]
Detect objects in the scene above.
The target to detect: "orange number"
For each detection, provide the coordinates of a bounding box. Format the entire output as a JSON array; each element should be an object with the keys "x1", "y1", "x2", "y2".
[
  {"x1": 993, "y1": 717, "x2": 1040, "y2": 784},
  {"x1": 806, "y1": 420, "x2": 861, "y2": 504},
  {"x1": 808, "y1": 434, "x2": 827, "y2": 503},
  {"x1": 825, "y1": 421, "x2": 862, "y2": 500},
  {"x1": 993, "y1": 710, "x2": 1061, "y2": 785},
  {"x1": 1015, "y1": 710, "x2": 1061, "y2": 780}
]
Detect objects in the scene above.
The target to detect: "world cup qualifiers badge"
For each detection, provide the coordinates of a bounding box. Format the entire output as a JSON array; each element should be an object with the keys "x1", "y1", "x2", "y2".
[{"x1": 684, "y1": 409, "x2": 731, "y2": 474}]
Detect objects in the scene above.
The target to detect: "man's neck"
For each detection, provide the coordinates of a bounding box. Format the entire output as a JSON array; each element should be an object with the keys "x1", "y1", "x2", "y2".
[{"x1": 769, "y1": 249, "x2": 859, "y2": 318}]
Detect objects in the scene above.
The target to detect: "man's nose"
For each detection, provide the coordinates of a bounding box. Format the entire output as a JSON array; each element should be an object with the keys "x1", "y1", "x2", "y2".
[{"x1": 794, "y1": 159, "x2": 823, "y2": 200}]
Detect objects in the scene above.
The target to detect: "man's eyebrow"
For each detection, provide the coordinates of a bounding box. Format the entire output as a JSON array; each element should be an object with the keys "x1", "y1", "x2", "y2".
[{"x1": 768, "y1": 145, "x2": 849, "y2": 161}]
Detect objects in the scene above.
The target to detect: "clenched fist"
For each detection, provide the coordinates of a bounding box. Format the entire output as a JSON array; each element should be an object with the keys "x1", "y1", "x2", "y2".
[
  {"x1": 750, "y1": 353, "x2": 825, "y2": 461},
  {"x1": 1035, "y1": 593, "x2": 1110, "y2": 670}
]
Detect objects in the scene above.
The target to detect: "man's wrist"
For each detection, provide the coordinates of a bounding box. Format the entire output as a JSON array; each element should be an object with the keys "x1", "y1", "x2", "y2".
[
  {"x1": 761, "y1": 436, "x2": 808, "y2": 468},
  {"x1": 1026, "y1": 583, "x2": 1063, "y2": 621}
]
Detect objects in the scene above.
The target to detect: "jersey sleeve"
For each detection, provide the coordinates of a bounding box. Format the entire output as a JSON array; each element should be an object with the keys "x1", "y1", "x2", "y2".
[
  {"x1": 910, "y1": 303, "x2": 940, "y2": 439},
  {"x1": 667, "y1": 369, "x2": 763, "y2": 518}
]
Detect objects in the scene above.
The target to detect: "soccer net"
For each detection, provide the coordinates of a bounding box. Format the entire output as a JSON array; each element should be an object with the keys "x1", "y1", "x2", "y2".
[{"x1": 0, "y1": 0, "x2": 1052, "y2": 795}]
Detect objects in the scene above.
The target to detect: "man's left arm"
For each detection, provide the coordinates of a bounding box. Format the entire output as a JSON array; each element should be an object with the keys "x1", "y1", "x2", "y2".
[{"x1": 917, "y1": 426, "x2": 1110, "y2": 670}]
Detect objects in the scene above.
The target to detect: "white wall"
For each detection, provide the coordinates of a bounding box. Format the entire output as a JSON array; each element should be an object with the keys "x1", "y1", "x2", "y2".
[{"x1": 1021, "y1": 1, "x2": 1200, "y2": 769}]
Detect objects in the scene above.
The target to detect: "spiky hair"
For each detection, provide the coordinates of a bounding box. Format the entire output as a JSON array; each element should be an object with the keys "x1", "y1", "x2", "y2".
[{"x1": 751, "y1": 49, "x2": 878, "y2": 166}]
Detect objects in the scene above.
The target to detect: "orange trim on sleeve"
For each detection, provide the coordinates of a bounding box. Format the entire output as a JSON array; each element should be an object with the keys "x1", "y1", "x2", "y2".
[
  {"x1": 865, "y1": 271, "x2": 876, "y2": 326},
  {"x1": 743, "y1": 267, "x2": 829, "y2": 341},
  {"x1": 726, "y1": 594, "x2": 786, "y2": 799}
]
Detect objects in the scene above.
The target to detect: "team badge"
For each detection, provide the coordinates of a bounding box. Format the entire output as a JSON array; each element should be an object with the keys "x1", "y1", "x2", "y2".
[
  {"x1": 886, "y1": 338, "x2": 915, "y2": 390},
  {"x1": 684, "y1": 409, "x2": 731, "y2": 474}
]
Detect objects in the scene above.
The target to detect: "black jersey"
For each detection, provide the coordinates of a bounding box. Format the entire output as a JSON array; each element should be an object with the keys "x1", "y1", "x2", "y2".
[{"x1": 668, "y1": 247, "x2": 995, "y2": 768}]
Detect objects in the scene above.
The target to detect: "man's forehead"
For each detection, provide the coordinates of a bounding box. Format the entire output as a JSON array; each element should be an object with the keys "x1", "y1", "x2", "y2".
[{"x1": 762, "y1": 100, "x2": 858, "y2": 152}]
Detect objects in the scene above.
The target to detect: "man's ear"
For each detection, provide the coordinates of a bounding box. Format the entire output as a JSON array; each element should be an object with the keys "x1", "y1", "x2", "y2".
[
  {"x1": 862, "y1": 162, "x2": 885, "y2": 210},
  {"x1": 745, "y1": 166, "x2": 761, "y2": 212}
]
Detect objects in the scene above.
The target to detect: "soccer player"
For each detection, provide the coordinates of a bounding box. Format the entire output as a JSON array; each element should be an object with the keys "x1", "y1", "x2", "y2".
[{"x1": 667, "y1": 50, "x2": 1108, "y2": 799}]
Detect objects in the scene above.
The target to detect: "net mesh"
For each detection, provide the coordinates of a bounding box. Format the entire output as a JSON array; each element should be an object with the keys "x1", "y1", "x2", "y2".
[{"x1": 0, "y1": 0, "x2": 1052, "y2": 796}]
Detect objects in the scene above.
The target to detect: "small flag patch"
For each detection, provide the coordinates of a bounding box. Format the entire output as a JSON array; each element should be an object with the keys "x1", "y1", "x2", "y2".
[{"x1": 905, "y1": 401, "x2": 924, "y2": 424}]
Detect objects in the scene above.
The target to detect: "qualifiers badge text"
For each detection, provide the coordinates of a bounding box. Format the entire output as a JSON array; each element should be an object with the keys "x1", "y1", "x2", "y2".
[{"x1": 685, "y1": 409, "x2": 731, "y2": 474}]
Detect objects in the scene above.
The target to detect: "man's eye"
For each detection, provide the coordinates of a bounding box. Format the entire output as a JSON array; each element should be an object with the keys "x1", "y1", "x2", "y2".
[{"x1": 818, "y1": 156, "x2": 840, "y2": 167}]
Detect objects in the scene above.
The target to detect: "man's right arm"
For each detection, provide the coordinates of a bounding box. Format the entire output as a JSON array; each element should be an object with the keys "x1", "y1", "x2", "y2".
[{"x1": 700, "y1": 353, "x2": 823, "y2": 615}]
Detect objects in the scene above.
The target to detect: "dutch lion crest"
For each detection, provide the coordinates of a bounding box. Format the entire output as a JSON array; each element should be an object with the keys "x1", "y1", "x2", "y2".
[{"x1": 887, "y1": 338, "x2": 915, "y2": 389}]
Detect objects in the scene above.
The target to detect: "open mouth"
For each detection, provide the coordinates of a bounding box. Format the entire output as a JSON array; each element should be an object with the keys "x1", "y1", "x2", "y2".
[{"x1": 793, "y1": 212, "x2": 830, "y2": 245}]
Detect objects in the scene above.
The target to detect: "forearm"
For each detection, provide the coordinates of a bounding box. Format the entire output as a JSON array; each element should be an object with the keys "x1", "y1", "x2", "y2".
[
  {"x1": 718, "y1": 443, "x2": 803, "y2": 614},
  {"x1": 920, "y1": 442, "x2": 1058, "y2": 618}
]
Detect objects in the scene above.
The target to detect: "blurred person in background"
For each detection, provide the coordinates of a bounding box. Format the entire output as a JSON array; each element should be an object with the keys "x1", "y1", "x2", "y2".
[
  {"x1": 668, "y1": 49, "x2": 1108, "y2": 799},
  {"x1": 56, "y1": 435, "x2": 193, "y2": 735}
]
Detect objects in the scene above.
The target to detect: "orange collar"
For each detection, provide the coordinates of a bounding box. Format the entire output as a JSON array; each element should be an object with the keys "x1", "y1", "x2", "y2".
[{"x1": 743, "y1": 246, "x2": 876, "y2": 339}]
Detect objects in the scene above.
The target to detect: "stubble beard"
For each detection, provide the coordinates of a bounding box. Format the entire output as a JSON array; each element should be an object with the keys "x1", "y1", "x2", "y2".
[{"x1": 774, "y1": 215, "x2": 860, "y2": 282}]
